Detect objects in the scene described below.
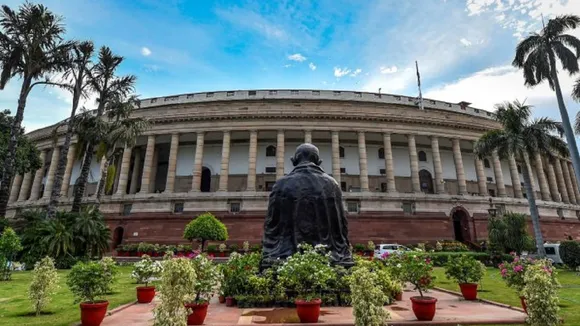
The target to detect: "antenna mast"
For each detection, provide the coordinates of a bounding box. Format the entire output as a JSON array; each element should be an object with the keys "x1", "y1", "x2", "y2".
[{"x1": 416, "y1": 60, "x2": 424, "y2": 110}]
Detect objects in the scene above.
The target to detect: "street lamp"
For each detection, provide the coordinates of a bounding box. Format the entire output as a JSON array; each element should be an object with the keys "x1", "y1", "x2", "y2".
[{"x1": 487, "y1": 197, "x2": 497, "y2": 217}]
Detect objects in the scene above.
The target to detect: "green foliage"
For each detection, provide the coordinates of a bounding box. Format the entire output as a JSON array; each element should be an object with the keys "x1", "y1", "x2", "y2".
[
  {"x1": 559, "y1": 241, "x2": 580, "y2": 269},
  {"x1": 66, "y1": 261, "x2": 112, "y2": 303},
  {"x1": 522, "y1": 260, "x2": 560, "y2": 326},
  {"x1": 438, "y1": 240, "x2": 469, "y2": 252},
  {"x1": 183, "y1": 212, "x2": 228, "y2": 249},
  {"x1": 444, "y1": 254, "x2": 486, "y2": 284},
  {"x1": 0, "y1": 227, "x2": 22, "y2": 280},
  {"x1": 153, "y1": 257, "x2": 196, "y2": 326},
  {"x1": 353, "y1": 243, "x2": 365, "y2": 252},
  {"x1": 0, "y1": 110, "x2": 42, "y2": 175},
  {"x1": 349, "y1": 266, "x2": 390, "y2": 326},
  {"x1": 221, "y1": 252, "x2": 260, "y2": 297},
  {"x1": 105, "y1": 164, "x2": 116, "y2": 194},
  {"x1": 188, "y1": 254, "x2": 221, "y2": 304},
  {"x1": 99, "y1": 257, "x2": 118, "y2": 294},
  {"x1": 28, "y1": 257, "x2": 59, "y2": 316},
  {"x1": 398, "y1": 253, "x2": 435, "y2": 297},
  {"x1": 499, "y1": 254, "x2": 533, "y2": 294},
  {"x1": 488, "y1": 213, "x2": 534, "y2": 254},
  {"x1": 131, "y1": 255, "x2": 163, "y2": 286}
]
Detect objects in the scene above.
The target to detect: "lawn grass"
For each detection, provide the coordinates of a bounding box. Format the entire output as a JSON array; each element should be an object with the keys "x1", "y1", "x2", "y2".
[
  {"x1": 433, "y1": 267, "x2": 580, "y2": 325},
  {"x1": 0, "y1": 265, "x2": 136, "y2": 326}
]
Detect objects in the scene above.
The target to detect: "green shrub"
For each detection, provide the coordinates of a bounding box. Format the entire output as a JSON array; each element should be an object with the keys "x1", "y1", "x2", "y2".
[
  {"x1": 66, "y1": 261, "x2": 110, "y2": 303},
  {"x1": 183, "y1": 212, "x2": 228, "y2": 250},
  {"x1": 131, "y1": 255, "x2": 163, "y2": 286},
  {"x1": 0, "y1": 227, "x2": 22, "y2": 280},
  {"x1": 349, "y1": 266, "x2": 390, "y2": 326},
  {"x1": 409, "y1": 251, "x2": 512, "y2": 267},
  {"x1": 228, "y1": 243, "x2": 239, "y2": 252},
  {"x1": 206, "y1": 244, "x2": 217, "y2": 252},
  {"x1": 559, "y1": 241, "x2": 580, "y2": 269},
  {"x1": 188, "y1": 254, "x2": 221, "y2": 304},
  {"x1": 522, "y1": 260, "x2": 560, "y2": 326},
  {"x1": 153, "y1": 257, "x2": 196, "y2": 326},
  {"x1": 488, "y1": 212, "x2": 534, "y2": 254},
  {"x1": 99, "y1": 257, "x2": 118, "y2": 294},
  {"x1": 444, "y1": 254, "x2": 486, "y2": 284},
  {"x1": 28, "y1": 257, "x2": 59, "y2": 316}
]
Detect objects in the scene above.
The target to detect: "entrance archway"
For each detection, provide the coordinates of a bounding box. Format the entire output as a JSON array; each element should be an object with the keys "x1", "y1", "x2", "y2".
[
  {"x1": 112, "y1": 227, "x2": 124, "y2": 249},
  {"x1": 451, "y1": 209, "x2": 471, "y2": 242},
  {"x1": 419, "y1": 169, "x2": 434, "y2": 194},
  {"x1": 200, "y1": 167, "x2": 211, "y2": 192}
]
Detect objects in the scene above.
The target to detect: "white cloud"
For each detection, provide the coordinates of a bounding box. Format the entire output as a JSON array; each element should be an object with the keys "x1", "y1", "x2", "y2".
[
  {"x1": 141, "y1": 47, "x2": 152, "y2": 56},
  {"x1": 309, "y1": 62, "x2": 316, "y2": 70},
  {"x1": 144, "y1": 64, "x2": 160, "y2": 72},
  {"x1": 334, "y1": 67, "x2": 351, "y2": 78},
  {"x1": 460, "y1": 38, "x2": 472, "y2": 46},
  {"x1": 380, "y1": 66, "x2": 398, "y2": 74},
  {"x1": 284, "y1": 64, "x2": 292, "y2": 68},
  {"x1": 288, "y1": 53, "x2": 306, "y2": 62},
  {"x1": 350, "y1": 68, "x2": 362, "y2": 77}
]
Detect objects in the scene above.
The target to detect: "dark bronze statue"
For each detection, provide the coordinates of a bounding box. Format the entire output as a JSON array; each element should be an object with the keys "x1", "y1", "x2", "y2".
[{"x1": 261, "y1": 143, "x2": 353, "y2": 268}]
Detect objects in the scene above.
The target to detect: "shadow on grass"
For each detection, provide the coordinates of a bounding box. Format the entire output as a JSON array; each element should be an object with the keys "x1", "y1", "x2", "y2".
[{"x1": 16, "y1": 311, "x2": 55, "y2": 317}]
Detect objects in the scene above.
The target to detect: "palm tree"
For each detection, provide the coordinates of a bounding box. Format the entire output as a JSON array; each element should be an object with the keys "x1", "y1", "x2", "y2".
[
  {"x1": 46, "y1": 41, "x2": 95, "y2": 218},
  {"x1": 513, "y1": 14, "x2": 580, "y2": 195},
  {"x1": 0, "y1": 3, "x2": 72, "y2": 216},
  {"x1": 71, "y1": 46, "x2": 136, "y2": 212},
  {"x1": 474, "y1": 100, "x2": 568, "y2": 257}
]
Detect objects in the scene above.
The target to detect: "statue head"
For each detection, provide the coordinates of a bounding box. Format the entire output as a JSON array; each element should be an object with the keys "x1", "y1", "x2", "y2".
[{"x1": 291, "y1": 143, "x2": 323, "y2": 166}]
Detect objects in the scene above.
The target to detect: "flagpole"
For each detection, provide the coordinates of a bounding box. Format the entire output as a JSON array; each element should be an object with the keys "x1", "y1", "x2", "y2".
[{"x1": 416, "y1": 60, "x2": 424, "y2": 110}]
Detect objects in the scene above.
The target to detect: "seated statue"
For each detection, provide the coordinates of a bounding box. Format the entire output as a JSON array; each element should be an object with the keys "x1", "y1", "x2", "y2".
[{"x1": 261, "y1": 143, "x2": 353, "y2": 268}]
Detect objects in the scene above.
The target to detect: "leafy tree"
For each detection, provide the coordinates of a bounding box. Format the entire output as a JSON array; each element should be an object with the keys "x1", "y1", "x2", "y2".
[
  {"x1": 0, "y1": 226, "x2": 22, "y2": 280},
  {"x1": 513, "y1": 15, "x2": 580, "y2": 194},
  {"x1": 559, "y1": 241, "x2": 580, "y2": 269},
  {"x1": 0, "y1": 3, "x2": 72, "y2": 216},
  {"x1": 475, "y1": 101, "x2": 568, "y2": 256},
  {"x1": 488, "y1": 213, "x2": 534, "y2": 255},
  {"x1": 0, "y1": 110, "x2": 41, "y2": 175},
  {"x1": 28, "y1": 256, "x2": 59, "y2": 316},
  {"x1": 66, "y1": 260, "x2": 112, "y2": 304},
  {"x1": 183, "y1": 212, "x2": 228, "y2": 251}
]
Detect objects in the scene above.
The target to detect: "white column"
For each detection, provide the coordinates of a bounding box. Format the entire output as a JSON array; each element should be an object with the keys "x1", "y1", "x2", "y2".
[
  {"x1": 304, "y1": 130, "x2": 312, "y2": 144},
  {"x1": 508, "y1": 155, "x2": 523, "y2": 198},
  {"x1": 452, "y1": 139, "x2": 467, "y2": 195},
  {"x1": 276, "y1": 130, "x2": 285, "y2": 180},
  {"x1": 17, "y1": 172, "x2": 32, "y2": 202},
  {"x1": 561, "y1": 159, "x2": 576, "y2": 204},
  {"x1": 191, "y1": 132, "x2": 205, "y2": 192},
  {"x1": 545, "y1": 157, "x2": 561, "y2": 202},
  {"x1": 8, "y1": 174, "x2": 22, "y2": 203},
  {"x1": 42, "y1": 146, "x2": 61, "y2": 198},
  {"x1": 568, "y1": 162, "x2": 580, "y2": 204},
  {"x1": 358, "y1": 131, "x2": 369, "y2": 191},
  {"x1": 165, "y1": 133, "x2": 180, "y2": 193},
  {"x1": 383, "y1": 133, "x2": 396, "y2": 193},
  {"x1": 247, "y1": 130, "x2": 258, "y2": 191},
  {"x1": 61, "y1": 144, "x2": 76, "y2": 197},
  {"x1": 534, "y1": 153, "x2": 551, "y2": 201},
  {"x1": 218, "y1": 130, "x2": 231, "y2": 191},
  {"x1": 138, "y1": 135, "x2": 156, "y2": 194},
  {"x1": 430, "y1": 136, "x2": 444, "y2": 194},
  {"x1": 129, "y1": 149, "x2": 141, "y2": 194},
  {"x1": 331, "y1": 131, "x2": 341, "y2": 185},
  {"x1": 474, "y1": 157, "x2": 487, "y2": 196},
  {"x1": 115, "y1": 145, "x2": 133, "y2": 195},
  {"x1": 492, "y1": 151, "x2": 506, "y2": 197},
  {"x1": 408, "y1": 134, "x2": 420, "y2": 193},
  {"x1": 553, "y1": 158, "x2": 569, "y2": 203},
  {"x1": 29, "y1": 150, "x2": 47, "y2": 201}
]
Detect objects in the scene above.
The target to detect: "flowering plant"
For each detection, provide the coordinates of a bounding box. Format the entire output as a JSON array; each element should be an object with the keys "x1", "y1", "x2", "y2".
[
  {"x1": 499, "y1": 253, "x2": 533, "y2": 294},
  {"x1": 132, "y1": 254, "x2": 163, "y2": 287},
  {"x1": 399, "y1": 254, "x2": 434, "y2": 297},
  {"x1": 277, "y1": 243, "x2": 336, "y2": 301},
  {"x1": 187, "y1": 254, "x2": 221, "y2": 304},
  {"x1": 444, "y1": 254, "x2": 485, "y2": 284},
  {"x1": 218, "y1": 243, "x2": 227, "y2": 253},
  {"x1": 522, "y1": 259, "x2": 560, "y2": 326}
]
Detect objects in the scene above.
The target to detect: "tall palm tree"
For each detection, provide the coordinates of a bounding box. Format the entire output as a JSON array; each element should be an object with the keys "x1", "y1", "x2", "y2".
[
  {"x1": 71, "y1": 46, "x2": 136, "y2": 212},
  {"x1": 513, "y1": 14, "x2": 580, "y2": 195},
  {"x1": 0, "y1": 3, "x2": 72, "y2": 216},
  {"x1": 474, "y1": 100, "x2": 568, "y2": 257},
  {"x1": 46, "y1": 41, "x2": 95, "y2": 218}
]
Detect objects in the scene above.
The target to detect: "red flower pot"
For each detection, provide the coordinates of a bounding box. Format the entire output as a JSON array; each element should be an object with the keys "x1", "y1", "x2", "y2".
[
  {"x1": 459, "y1": 283, "x2": 478, "y2": 300},
  {"x1": 219, "y1": 252, "x2": 225, "y2": 257},
  {"x1": 136, "y1": 286, "x2": 156, "y2": 303},
  {"x1": 410, "y1": 296, "x2": 437, "y2": 321},
  {"x1": 225, "y1": 297, "x2": 236, "y2": 307},
  {"x1": 295, "y1": 299, "x2": 321, "y2": 323},
  {"x1": 219, "y1": 295, "x2": 226, "y2": 304},
  {"x1": 79, "y1": 301, "x2": 109, "y2": 326},
  {"x1": 184, "y1": 302, "x2": 209, "y2": 325},
  {"x1": 519, "y1": 296, "x2": 527, "y2": 314},
  {"x1": 395, "y1": 292, "x2": 403, "y2": 301}
]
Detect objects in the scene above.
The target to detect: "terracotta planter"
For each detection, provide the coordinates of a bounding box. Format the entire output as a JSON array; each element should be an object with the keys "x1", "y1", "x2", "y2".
[
  {"x1": 519, "y1": 296, "x2": 527, "y2": 314},
  {"x1": 395, "y1": 291, "x2": 403, "y2": 301},
  {"x1": 225, "y1": 296, "x2": 236, "y2": 307},
  {"x1": 79, "y1": 301, "x2": 109, "y2": 326},
  {"x1": 136, "y1": 286, "x2": 156, "y2": 303},
  {"x1": 295, "y1": 299, "x2": 321, "y2": 323},
  {"x1": 219, "y1": 295, "x2": 226, "y2": 304},
  {"x1": 410, "y1": 296, "x2": 437, "y2": 321},
  {"x1": 459, "y1": 283, "x2": 478, "y2": 300},
  {"x1": 184, "y1": 302, "x2": 209, "y2": 325}
]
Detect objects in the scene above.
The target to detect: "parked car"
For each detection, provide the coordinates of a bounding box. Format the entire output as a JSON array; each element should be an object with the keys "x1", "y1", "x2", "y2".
[
  {"x1": 521, "y1": 243, "x2": 563, "y2": 264},
  {"x1": 374, "y1": 243, "x2": 411, "y2": 258}
]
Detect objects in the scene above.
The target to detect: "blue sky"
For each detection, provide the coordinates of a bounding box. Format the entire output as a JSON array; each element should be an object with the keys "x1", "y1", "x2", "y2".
[{"x1": 1, "y1": 0, "x2": 580, "y2": 131}]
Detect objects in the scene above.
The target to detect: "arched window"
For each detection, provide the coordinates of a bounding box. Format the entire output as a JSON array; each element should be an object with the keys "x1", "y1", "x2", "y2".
[
  {"x1": 378, "y1": 148, "x2": 385, "y2": 159},
  {"x1": 483, "y1": 158, "x2": 490, "y2": 168},
  {"x1": 339, "y1": 146, "x2": 345, "y2": 158},
  {"x1": 266, "y1": 145, "x2": 276, "y2": 157},
  {"x1": 418, "y1": 151, "x2": 427, "y2": 162},
  {"x1": 517, "y1": 165, "x2": 522, "y2": 174}
]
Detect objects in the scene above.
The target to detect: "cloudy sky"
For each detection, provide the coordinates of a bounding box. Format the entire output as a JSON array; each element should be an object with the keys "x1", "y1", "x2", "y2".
[{"x1": 0, "y1": 0, "x2": 580, "y2": 132}]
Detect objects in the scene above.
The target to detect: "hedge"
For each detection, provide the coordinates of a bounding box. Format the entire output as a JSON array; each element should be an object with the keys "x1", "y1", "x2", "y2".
[
  {"x1": 417, "y1": 252, "x2": 513, "y2": 267},
  {"x1": 559, "y1": 241, "x2": 580, "y2": 269}
]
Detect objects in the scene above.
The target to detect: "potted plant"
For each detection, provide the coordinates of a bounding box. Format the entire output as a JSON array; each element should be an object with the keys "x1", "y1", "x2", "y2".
[
  {"x1": 184, "y1": 254, "x2": 221, "y2": 325},
  {"x1": 367, "y1": 241, "x2": 375, "y2": 257},
  {"x1": 229, "y1": 243, "x2": 239, "y2": 253},
  {"x1": 521, "y1": 259, "x2": 559, "y2": 324},
  {"x1": 444, "y1": 254, "x2": 486, "y2": 300},
  {"x1": 242, "y1": 241, "x2": 250, "y2": 253},
  {"x1": 206, "y1": 244, "x2": 217, "y2": 257},
  {"x1": 132, "y1": 255, "x2": 163, "y2": 303},
  {"x1": 66, "y1": 261, "x2": 112, "y2": 326},
  {"x1": 183, "y1": 212, "x2": 229, "y2": 251},
  {"x1": 400, "y1": 254, "x2": 437, "y2": 321},
  {"x1": 499, "y1": 254, "x2": 533, "y2": 313},
  {"x1": 153, "y1": 257, "x2": 196, "y2": 326},
  {"x1": 277, "y1": 243, "x2": 336, "y2": 323},
  {"x1": 218, "y1": 243, "x2": 227, "y2": 257},
  {"x1": 349, "y1": 265, "x2": 390, "y2": 325}
]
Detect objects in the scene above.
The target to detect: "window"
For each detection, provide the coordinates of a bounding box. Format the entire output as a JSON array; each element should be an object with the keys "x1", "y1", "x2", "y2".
[
  {"x1": 557, "y1": 208, "x2": 564, "y2": 220},
  {"x1": 269, "y1": 90, "x2": 277, "y2": 95},
  {"x1": 483, "y1": 159, "x2": 491, "y2": 168},
  {"x1": 378, "y1": 148, "x2": 385, "y2": 159},
  {"x1": 173, "y1": 202, "x2": 184, "y2": 213},
  {"x1": 340, "y1": 182, "x2": 347, "y2": 191},
  {"x1": 291, "y1": 90, "x2": 299, "y2": 95},
  {"x1": 229, "y1": 202, "x2": 241, "y2": 213},
  {"x1": 346, "y1": 201, "x2": 360, "y2": 213},
  {"x1": 381, "y1": 183, "x2": 387, "y2": 192},
  {"x1": 333, "y1": 91, "x2": 341, "y2": 96},
  {"x1": 517, "y1": 165, "x2": 522, "y2": 174},
  {"x1": 339, "y1": 146, "x2": 345, "y2": 158},
  {"x1": 226, "y1": 91, "x2": 235, "y2": 96},
  {"x1": 265, "y1": 182, "x2": 275, "y2": 191},
  {"x1": 380, "y1": 168, "x2": 386, "y2": 175},
  {"x1": 266, "y1": 145, "x2": 276, "y2": 157},
  {"x1": 418, "y1": 151, "x2": 427, "y2": 162},
  {"x1": 394, "y1": 96, "x2": 401, "y2": 100},
  {"x1": 402, "y1": 202, "x2": 415, "y2": 215},
  {"x1": 122, "y1": 204, "x2": 132, "y2": 216},
  {"x1": 206, "y1": 92, "x2": 214, "y2": 98},
  {"x1": 488, "y1": 189, "x2": 496, "y2": 197},
  {"x1": 248, "y1": 91, "x2": 256, "y2": 96},
  {"x1": 354, "y1": 92, "x2": 362, "y2": 98},
  {"x1": 151, "y1": 98, "x2": 157, "y2": 104},
  {"x1": 486, "y1": 177, "x2": 493, "y2": 182},
  {"x1": 265, "y1": 167, "x2": 276, "y2": 173},
  {"x1": 474, "y1": 109, "x2": 480, "y2": 113},
  {"x1": 430, "y1": 100, "x2": 436, "y2": 104},
  {"x1": 312, "y1": 90, "x2": 320, "y2": 95},
  {"x1": 545, "y1": 247, "x2": 556, "y2": 255},
  {"x1": 340, "y1": 167, "x2": 346, "y2": 174}
]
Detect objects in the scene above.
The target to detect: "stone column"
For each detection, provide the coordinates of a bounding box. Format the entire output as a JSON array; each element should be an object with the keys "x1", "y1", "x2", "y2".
[
  {"x1": 430, "y1": 136, "x2": 444, "y2": 194},
  {"x1": 452, "y1": 139, "x2": 467, "y2": 195},
  {"x1": 492, "y1": 151, "x2": 507, "y2": 197},
  {"x1": 474, "y1": 157, "x2": 488, "y2": 196},
  {"x1": 407, "y1": 134, "x2": 420, "y2": 193},
  {"x1": 358, "y1": 131, "x2": 369, "y2": 191},
  {"x1": 218, "y1": 131, "x2": 231, "y2": 191},
  {"x1": 553, "y1": 158, "x2": 569, "y2": 203},
  {"x1": 568, "y1": 162, "x2": 580, "y2": 203},
  {"x1": 534, "y1": 153, "x2": 551, "y2": 201},
  {"x1": 165, "y1": 133, "x2": 180, "y2": 193},
  {"x1": 304, "y1": 130, "x2": 312, "y2": 143},
  {"x1": 247, "y1": 130, "x2": 258, "y2": 191},
  {"x1": 191, "y1": 132, "x2": 205, "y2": 192},
  {"x1": 129, "y1": 149, "x2": 142, "y2": 194},
  {"x1": 94, "y1": 157, "x2": 107, "y2": 197},
  {"x1": 331, "y1": 131, "x2": 341, "y2": 185},
  {"x1": 561, "y1": 160, "x2": 576, "y2": 204},
  {"x1": 138, "y1": 135, "x2": 156, "y2": 194},
  {"x1": 545, "y1": 157, "x2": 560, "y2": 202},
  {"x1": 8, "y1": 174, "x2": 22, "y2": 203},
  {"x1": 60, "y1": 144, "x2": 76, "y2": 197},
  {"x1": 276, "y1": 130, "x2": 285, "y2": 180},
  {"x1": 29, "y1": 150, "x2": 47, "y2": 201},
  {"x1": 115, "y1": 145, "x2": 133, "y2": 195},
  {"x1": 42, "y1": 146, "x2": 61, "y2": 198},
  {"x1": 508, "y1": 155, "x2": 523, "y2": 198},
  {"x1": 383, "y1": 133, "x2": 396, "y2": 193},
  {"x1": 17, "y1": 172, "x2": 32, "y2": 202}
]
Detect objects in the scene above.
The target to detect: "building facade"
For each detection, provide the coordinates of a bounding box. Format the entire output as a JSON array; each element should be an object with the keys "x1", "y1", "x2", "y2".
[{"x1": 7, "y1": 89, "x2": 580, "y2": 247}]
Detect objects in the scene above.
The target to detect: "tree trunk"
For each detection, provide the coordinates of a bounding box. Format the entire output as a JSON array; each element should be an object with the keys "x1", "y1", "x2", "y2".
[
  {"x1": 549, "y1": 53, "x2": 580, "y2": 195},
  {"x1": 521, "y1": 161, "x2": 546, "y2": 257},
  {"x1": 95, "y1": 156, "x2": 114, "y2": 209},
  {"x1": 0, "y1": 77, "x2": 32, "y2": 217},
  {"x1": 71, "y1": 142, "x2": 94, "y2": 213}
]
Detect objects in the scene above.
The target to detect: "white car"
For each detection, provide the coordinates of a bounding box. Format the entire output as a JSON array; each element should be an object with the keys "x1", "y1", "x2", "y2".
[
  {"x1": 523, "y1": 243, "x2": 563, "y2": 264},
  {"x1": 374, "y1": 243, "x2": 411, "y2": 258}
]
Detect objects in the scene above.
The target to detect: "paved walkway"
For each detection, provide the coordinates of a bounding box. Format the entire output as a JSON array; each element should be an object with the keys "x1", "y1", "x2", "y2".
[{"x1": 101, "y1": 288, "x2": 527, "y2": 325}]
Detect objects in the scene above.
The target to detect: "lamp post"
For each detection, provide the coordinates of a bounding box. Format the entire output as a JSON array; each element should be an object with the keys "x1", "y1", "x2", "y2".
[{"x1": 487, "y1": 197, "x2": 497, "y2": 218}]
